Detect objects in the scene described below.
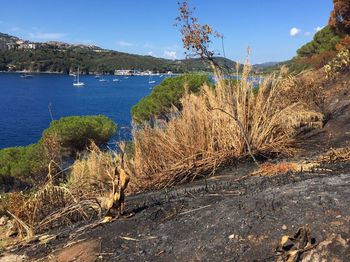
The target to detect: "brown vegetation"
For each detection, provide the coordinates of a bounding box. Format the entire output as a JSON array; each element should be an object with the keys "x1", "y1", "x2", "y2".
[
  {"x1": 329, "y1": 0, "x2": 350, "y2": 34},
  {"x1": 130, "y1": 64, "x2": 322, "y2": 190},
  {"x1": 0, "y1": 143, "x2": 134, "y2": 239}
]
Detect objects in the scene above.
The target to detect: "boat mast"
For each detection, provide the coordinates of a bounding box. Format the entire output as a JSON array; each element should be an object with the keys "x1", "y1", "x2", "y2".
[{"x1": 77, "y1": 66, "x2": 80, "y2": 83}]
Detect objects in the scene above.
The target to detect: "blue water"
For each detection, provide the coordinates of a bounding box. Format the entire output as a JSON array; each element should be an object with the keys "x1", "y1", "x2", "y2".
[{"x1": 0, "y1": 73, "x2": 164, "y2": 149}]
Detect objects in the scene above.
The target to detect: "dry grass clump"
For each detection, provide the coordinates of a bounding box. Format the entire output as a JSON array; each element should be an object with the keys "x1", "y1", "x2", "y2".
[
  {"x1": 2, "y1": 143, "x2": 122, "y2": 239},
  {"x1": 5, "y1": 182, "x2": 99, "y2": 239},
  {"x1": 68, "y1": 143, "x2": 117, "y2": 198},
  {"x1": 281, "y1": 70, "x2": 328, "y2": 114},
  {"x1": 2, "y1": 142, "x2": 136, "y2": 239},
  {"x1": 251, "y1": 161, "x2": 322, "y2": 177},
  {"x1": 324, "y1": 48, "x2": 350, "y2": 80},
  {"x1": 319, "y1": 146, "x2": 350, "y2": 163},
  {"x1": 132, "y1": 64, "x2": 323, "y2": 190},
  {"x1": 251, "y1": 162, "x2": 299, "y2": 177},
  {"x1": 251, "y1": 146, "x2": 350, "y2": 177}
]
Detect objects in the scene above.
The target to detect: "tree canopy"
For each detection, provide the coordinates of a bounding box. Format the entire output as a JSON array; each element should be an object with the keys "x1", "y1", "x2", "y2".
[
  {"x1": 131, "y1": 74, "x2": 211, "y2": 123},
  {"x1": 297, "y1": 26, "x2": 341, "y2": 57}
]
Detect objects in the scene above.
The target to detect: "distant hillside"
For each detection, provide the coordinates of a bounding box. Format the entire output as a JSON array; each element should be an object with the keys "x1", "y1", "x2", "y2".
[
  {"x1": 0, "y1": 32, "x2": 236, "y2": 74},
  {"x1": 253, "y1": 61, "x2": 280, "y2": 68},
  {"x1": 251, "y1": 61, "x2": 284, "y2": 74},
  {"x1": 0, "y1": 32, "x2": 20, "y2": 44}
]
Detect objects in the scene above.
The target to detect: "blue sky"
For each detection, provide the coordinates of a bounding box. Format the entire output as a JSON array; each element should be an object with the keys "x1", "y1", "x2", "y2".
[{"x1": 0, "y1": 0, "x2": 333, "y2": 63}]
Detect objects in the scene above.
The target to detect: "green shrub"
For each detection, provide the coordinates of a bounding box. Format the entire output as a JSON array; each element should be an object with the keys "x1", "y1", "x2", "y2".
[
  {"x1": 0, "y1": 115, "x2": 117, "y2": 190},
  {"x1": 0, "y1": 143, "x2": 45, "y2": 185},
  {"x1": 41, "y1": 115, "x2": 117, "y2": 151},
  {"x1": 131, "y1": 74, "x2": 211, "y2": 123}
]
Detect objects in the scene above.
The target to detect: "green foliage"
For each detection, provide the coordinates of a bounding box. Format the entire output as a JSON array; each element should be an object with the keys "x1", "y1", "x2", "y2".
[
  {"x1": 297, "y1": 26, "x2": 341, "y2": 57},
  {"x1": 0, "y1": 43, "x2": 236, "y2": 74},
  {"x1": 131, "y1": 74, "x2": 211, "y2": 123},
  {"x1": 0, "y1": 115, "x2": 116, "y2": 189},
  {"x1": 42, "y1": 115, "x2": 117, "y2": 151},
  {"x1": 0, "y1": 144, "x2": 45, "y2": 184}
]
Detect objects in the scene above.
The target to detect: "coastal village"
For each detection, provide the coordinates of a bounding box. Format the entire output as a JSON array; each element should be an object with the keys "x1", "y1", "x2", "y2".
[
  {"x1": 0, "y1": 33, "x2": 100, "y2": 51},
  {"x1": 0, "y1": 33, "x2": 174, "y2": 75}
]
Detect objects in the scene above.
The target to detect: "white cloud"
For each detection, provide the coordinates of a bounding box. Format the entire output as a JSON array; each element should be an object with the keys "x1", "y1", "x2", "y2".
[
  {"x1": 147, "y1": 51, "x2": 154, "y2": 56},
  {"x1": 117, "y1": 41, "x2": 133, "y2": 47},
  {"x1": 163, "y1": 50, "x2": 177, "y2": 60},
  {"x1": 29, "y1": 32, "x2": 66, "y2": 39},
  {"x1": 290, "y1": 27, "x2": 301, "y2": 37},
  {"x1": 315, "y1": 26, "x2": 324, "y2": 32}
]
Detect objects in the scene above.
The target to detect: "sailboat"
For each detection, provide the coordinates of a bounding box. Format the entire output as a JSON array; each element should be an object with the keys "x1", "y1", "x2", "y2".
[
  {"x1": 20, "y1": 74, "x2": 33, "y2": 78},
  {"x1": 148, "y1": 74, "x2": 156, "y2": 84},
  {"x1": 73, "y1": 66, "x2": 85, "y2": 86},
  {"x1": 99, "y1": 76, "x2": 108, "y2": 82}
]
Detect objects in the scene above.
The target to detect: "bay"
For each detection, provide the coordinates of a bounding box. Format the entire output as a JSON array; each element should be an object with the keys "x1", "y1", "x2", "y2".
[{"x1": 0, "y1": 73, "x2": 164, "y2": 149}]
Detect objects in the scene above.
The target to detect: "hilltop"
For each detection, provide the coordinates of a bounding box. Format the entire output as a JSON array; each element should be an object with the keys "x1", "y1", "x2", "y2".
[{"x1": 0, "y1": 32, "x2": 236, "y2": 74}]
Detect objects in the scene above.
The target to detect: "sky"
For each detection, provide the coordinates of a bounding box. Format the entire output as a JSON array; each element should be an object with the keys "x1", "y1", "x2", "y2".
[{"x1": 0, "y1": 0, "x2": 333, "y2": 64}]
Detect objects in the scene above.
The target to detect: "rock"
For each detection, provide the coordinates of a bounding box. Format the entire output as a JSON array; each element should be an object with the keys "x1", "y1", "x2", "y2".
[
  {"x1": 281, "y1": 225, "x2": 287, "y2": 230},
  {"x1": 228, "y1": 234, "x2": 235, "y2": 239},
  {"x1": 0, "y1": 215, "x2": 9, "y2": 226}
]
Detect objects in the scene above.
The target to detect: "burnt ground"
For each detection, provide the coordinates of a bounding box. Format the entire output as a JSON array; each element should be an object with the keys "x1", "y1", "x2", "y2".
[
  {"x1": 2, "y1": 161, "x2": 349, "y2": 262},
  {"x1": 1, "y1": 72, "x2": 350, "y2": 261}
]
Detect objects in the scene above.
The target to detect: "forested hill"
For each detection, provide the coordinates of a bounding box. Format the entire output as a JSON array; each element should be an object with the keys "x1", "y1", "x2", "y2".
[{"x1": 0, "y1": 32, "x2": 236, "y2": 74}]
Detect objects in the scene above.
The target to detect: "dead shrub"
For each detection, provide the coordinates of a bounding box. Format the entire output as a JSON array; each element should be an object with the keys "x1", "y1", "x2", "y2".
[
  {"x1": 131, "y1": 63, "x2": 323, "y2": 190},
  {"x1": 68, "y1": 143, "x2": 117, "y2": 198},
  {"x1": 282, "y1": 72, "x2": 328, "y2": 114},
  {"x1": 4, "y1": 182, "x2": 96, "y2": 238}
]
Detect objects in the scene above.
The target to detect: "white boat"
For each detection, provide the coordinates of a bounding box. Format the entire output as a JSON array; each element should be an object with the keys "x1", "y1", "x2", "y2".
[
  {"x1": 148, "y1": 75, "x2": 156, "y2": 84},
  {"x1": 73, "y1": 66, "x2": 85, "y2": 86},
  {"x1": 20, "y1": 74, "x2": 33, "y2": 78},
  {"x1": 112, "y1": 78, "x2": 119, "y2": 82},
  {"x1": 99, "y1": 77, "x2": 108, "y2": 82}
]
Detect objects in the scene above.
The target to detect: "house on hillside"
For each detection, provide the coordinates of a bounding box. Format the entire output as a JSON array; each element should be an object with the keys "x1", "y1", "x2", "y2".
[
  {"x1": 18, "y1": 41, "x2": 37, "y2": 50},
  {"x1": 6, "y1": 43, "x2": 16, "y2": 50},
  {"x1": 115, "y1": 69, "x2": 133, "y2": 75}
]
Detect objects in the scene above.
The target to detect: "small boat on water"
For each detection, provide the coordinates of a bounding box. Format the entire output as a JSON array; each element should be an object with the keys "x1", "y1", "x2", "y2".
[
  {"x1": 69, "y1": 73, "x2": 76, "y2": 77},
  {"x1": 99, "y1": 77, "x2": 108, "y2": 82},
  {"x1": 20, "y1": 74, "x2": 33, "y2": 78},
  {"x1": 148, "y1": 75, "x2": 156, "y2": 84},
  {"x1": 112, "y1": 78, "x2": 120, "y2": 82},
  {"x1": 94, "y1": 74, "x2": 101, "y2": 79},
  {"x1": 73, "y1": 66, "x2": 85, "y2": 87}
]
